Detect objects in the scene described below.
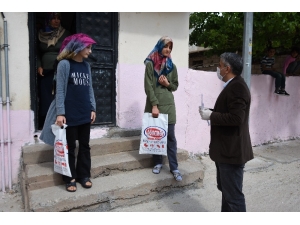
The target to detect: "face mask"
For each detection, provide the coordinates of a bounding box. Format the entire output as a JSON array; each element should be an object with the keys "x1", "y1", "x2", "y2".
[{"x1": 217, "y1": 67, "x2": 224, "y2": 81}]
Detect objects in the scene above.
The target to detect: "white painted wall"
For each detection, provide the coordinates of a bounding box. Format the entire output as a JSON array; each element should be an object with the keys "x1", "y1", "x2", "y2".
[
  {"x1": 116, "y1": 12, "x2": 190, "y2": 129},
  {"x1": 118, "y1": 12, "x2": 189, "y2": 67},
  {"x1": 0, "y1": 12, "x2": 30, "y2": 110},
  {"x1": 0, "y1": 12, "x2": 33, "y2": 190}
]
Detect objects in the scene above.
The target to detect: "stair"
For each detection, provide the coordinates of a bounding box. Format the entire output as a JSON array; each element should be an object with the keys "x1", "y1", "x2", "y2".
[{"x1": 20, "y1": 135, "x2": 204, "y2": 212}]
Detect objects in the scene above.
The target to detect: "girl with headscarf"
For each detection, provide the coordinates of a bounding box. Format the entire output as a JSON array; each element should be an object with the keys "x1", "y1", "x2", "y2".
[
  {"x1": 40, "y1": 33, "x2": 97, "y2": 192},
  {"x1": 37, "y1": 12, "x2": 70, "y2": 129},
  {"x1": 143, "y1": 36, "x2": 182, "y2": 181}
]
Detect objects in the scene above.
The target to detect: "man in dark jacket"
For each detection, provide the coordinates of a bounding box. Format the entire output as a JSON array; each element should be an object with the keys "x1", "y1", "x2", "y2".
[{"x1": 199, "y1": 52, "x2": 254, "y2": 212}]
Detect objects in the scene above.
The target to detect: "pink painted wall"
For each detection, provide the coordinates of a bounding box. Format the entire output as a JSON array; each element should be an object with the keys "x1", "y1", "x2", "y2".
[
  {"x1": 249, "y1": 75, "x2": 300, "y2": 144},
  {"x1": 0, "y1": 110, "x2": 34, "y2": 189},
  {"x1": 117, "y1": 64, "x2": 300, "y2": 154}
]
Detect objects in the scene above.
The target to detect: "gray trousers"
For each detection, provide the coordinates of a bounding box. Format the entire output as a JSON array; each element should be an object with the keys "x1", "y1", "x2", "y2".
[{"x1": 153, "y1": 124, "x2": 178, "y2": 171}]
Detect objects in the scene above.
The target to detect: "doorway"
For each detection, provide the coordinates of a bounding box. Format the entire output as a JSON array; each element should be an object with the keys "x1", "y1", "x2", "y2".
[{"x1": 28, "y1": 12, "x2": 118, "y2": 131}]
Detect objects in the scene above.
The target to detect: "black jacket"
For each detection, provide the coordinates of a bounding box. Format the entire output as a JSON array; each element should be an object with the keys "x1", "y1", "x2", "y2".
[{"x1": 209, "y1": 75, "x2": 254, "y2": 164}]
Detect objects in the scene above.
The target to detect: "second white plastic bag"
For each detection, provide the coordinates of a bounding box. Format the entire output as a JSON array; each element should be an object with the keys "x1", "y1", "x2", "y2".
[{"x1": 139, "y1": 113, "x2": 168, "y2": 156}]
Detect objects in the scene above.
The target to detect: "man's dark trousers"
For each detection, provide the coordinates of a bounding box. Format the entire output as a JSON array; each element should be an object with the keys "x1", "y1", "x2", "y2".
[{"x1": 216, "y1": 162, "x2": 246, "y2": 212}]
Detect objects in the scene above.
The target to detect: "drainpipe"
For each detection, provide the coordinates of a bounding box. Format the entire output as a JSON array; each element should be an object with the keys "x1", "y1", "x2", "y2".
[
  {"x1": 0, "y1": 14, "x2": 5, "y2": 192},
  {"x1": 3, "y1": 13, "x2": 12, "y2": 190}
]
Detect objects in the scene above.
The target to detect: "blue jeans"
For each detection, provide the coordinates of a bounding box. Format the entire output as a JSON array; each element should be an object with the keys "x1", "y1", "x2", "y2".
[
  {"x1": 215, "y1": 162, "x2": 246, "y2": 212},
  {"x1": 262, "y1": 70, "x2": 286, "y2": 90},
  {"x1": 153, "y1": 124, "x2": 178, "y2": 171}
]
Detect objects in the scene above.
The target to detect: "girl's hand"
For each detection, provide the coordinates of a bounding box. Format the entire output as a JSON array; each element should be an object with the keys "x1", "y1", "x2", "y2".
[
  {"x1": 152, "y1": 105, "x2": 159, "y2": 118},
  {"x1": 158, "y1": 75, "x2": 169, "y2": 87},
  {"x1": 91, "y1": 111, "x2": 96, "y2": 124},
  {"x1": 56, "y1": 115, "x2": 66, "y2": 127}
]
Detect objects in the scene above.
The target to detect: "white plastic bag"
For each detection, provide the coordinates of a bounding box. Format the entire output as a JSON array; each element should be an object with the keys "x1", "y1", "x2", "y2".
[
  {"x1": 139, "y1": 113, "x2": 168, "y2": 156},
  {"x1": 51, "y1": 124, "x2": 72, "y2": 177}
]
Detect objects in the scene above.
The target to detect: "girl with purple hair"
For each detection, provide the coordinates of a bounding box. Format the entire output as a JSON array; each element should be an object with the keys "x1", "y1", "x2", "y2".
[
  {"x1": 143, "y1": 36, "x2": 182, "y2": 181},
  {"x1": 40, "y1": 33, "x2": 97, "y2": 192}
]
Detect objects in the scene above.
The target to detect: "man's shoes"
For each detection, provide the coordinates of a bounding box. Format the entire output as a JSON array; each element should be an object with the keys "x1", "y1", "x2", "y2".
[
  {"x1": 274, "y1": 90, "x2": 282, "y2": 95},
  {"x1": 152, "y1": 164, "x2": 162, "y2": 174},
  {"x1": 279, "y1": 90, "x2": 290, "y2": 96},
  {"x1": 274, "y1": 90, "x2": 290, "y2": 96},
  {"x1": 171, "y1": 170, "x2": 182, "y2": 181}
]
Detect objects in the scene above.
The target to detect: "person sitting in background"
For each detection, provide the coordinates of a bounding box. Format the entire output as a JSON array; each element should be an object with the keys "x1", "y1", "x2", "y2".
[
  {"x1": 283, "y1": 47, "x2": 300, "y2": 76},
  {"x1": 260, "y1": 47, "x2": 290, "y2": 96}
]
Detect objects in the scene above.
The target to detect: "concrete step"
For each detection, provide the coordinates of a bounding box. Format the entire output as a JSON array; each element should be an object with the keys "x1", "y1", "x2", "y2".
[
  {"x1": 22, "y1": 136, "x2": 141, "y2": 165},
  {"x1": 25, "y1": 149, "x2": 189, "y2": 191},
  {"x1": 27, "y1": 159, "x2": 204, "y2": 212}
]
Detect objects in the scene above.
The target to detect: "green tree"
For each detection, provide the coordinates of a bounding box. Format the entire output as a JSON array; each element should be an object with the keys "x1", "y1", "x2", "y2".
[{"x1": 189, "y1": 12, "x2": 300, "y2": 62}]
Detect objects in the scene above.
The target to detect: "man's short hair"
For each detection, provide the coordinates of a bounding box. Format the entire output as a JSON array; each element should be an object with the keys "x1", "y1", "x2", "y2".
[{"x1": 220, "y1": 52, "x2": 243, "y2": 76}]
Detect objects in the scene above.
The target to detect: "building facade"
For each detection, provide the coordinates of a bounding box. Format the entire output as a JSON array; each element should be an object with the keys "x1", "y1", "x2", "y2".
[{"x1": 0, "y1": 12, "x2": 299, "y2": 191}]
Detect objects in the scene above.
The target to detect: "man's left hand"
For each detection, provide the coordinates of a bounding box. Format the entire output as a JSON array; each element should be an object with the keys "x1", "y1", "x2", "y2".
[{"x1": 200, "y1": 108, "x2": 212, "y2": 120}]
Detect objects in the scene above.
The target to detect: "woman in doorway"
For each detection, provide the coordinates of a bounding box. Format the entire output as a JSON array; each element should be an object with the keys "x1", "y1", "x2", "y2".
[
  {"x1": 143, "y1": 36, "x2": 182, "y2": 181},
  {"x1": 37, "y1": 12, "x2": 70, "y2": 129},
  {"x1": 40, "y1": 33, "x2": 97, "y2": 192}
]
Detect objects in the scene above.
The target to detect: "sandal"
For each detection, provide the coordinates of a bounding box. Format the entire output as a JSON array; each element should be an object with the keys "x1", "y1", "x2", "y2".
[
  {"x1": 171, "y1": 170, "x2": 183, "y2": 182},
  {"x1": 79, "y1": 177, "x2": 92, "y2": 188},
  {"x1": 152, "y1": 164, "x2": 162, "y2": 174},
  {"x1": 66, "y1": 180, "x2": 77, "y2": 192}
]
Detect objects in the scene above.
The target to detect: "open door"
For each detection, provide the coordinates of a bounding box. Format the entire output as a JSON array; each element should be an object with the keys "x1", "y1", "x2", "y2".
[{"x1": 29, "y1": 12, "x2": 118, "y2": 131}]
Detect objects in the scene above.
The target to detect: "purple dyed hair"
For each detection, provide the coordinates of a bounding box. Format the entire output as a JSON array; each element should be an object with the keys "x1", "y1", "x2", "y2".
[{"x1": 57, "y1": 33, "x2": 96, "y2": 60}]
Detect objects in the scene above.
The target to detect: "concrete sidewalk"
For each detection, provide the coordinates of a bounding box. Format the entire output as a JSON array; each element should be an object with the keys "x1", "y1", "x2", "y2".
[
  {"x1": 1, "y1": 138, "x2": 300, "y2": 212},
  {"x1": 112, "y1": 138, "x2": 300, "y2": 212}
]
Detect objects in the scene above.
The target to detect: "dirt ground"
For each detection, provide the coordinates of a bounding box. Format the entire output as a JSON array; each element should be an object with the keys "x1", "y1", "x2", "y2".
[{"x1": 1, "y1": 139, "x2": 300, "y2": 213}]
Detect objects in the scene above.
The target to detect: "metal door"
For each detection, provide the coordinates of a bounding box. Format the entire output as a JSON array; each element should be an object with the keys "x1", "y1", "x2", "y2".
[{"x1": 76, "y1": 12, "x2": 118, "y2": 126}]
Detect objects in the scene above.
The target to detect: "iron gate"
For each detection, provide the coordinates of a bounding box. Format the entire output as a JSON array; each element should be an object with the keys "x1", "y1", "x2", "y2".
[{"x1": 76, "y1": 12, "x2": 118, "y2": 126}]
